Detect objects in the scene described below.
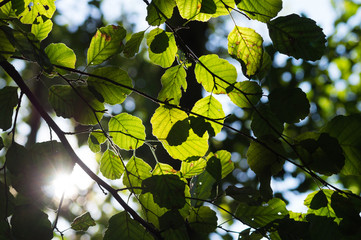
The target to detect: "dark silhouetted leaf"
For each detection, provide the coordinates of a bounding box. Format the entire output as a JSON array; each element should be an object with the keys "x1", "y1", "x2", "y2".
[
  {"x1": 188, "y1": 206, "x2": 218, "y2": 233},
  {"x1": 251, "y1": 104, "x2": 284, "y2": 138},
  {"x1": 310, "y1": 190, "x2": 328, "y2": 210},
  {"x1": 166, "y1": 119, "x2": 190, "y2": 146},
  {"x1": 0, "y1": 86, "x2": 18, "y2": 131},
  {"x1": 71, "y1": 212, "x2": 96, "y2": 231}
]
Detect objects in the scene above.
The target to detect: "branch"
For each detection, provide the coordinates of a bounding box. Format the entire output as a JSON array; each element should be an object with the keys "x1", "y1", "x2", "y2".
[{"x1": 0, "y1": 60, "x2": 163, "y2": 240}]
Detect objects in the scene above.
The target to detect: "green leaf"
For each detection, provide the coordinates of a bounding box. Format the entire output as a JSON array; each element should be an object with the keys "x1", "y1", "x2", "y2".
[
  {"x1": 195, "y1": 54, "x2": 237, "y2": 94},
  {"x1": 11, "y1": 205, "x2": 53, "y2": 240},
  {"x1": 237, "y1": 0, "x2": 282, "y2": 22},
  {"x1": 322, "y1": 114, "x2": 361, "y2": 176},
  {"x1": 246, "y1": 137, "x2": 285, "y2": 176},
  {"x1": 267, "y1": 14, "x2": 327, "y2": 61},
  {"x1": 175, "y1": 0, "x2": 201, "y2": 20},
  {"x1": 100, "y1": 149, "x2": 125, "y2": 180},
  {"x1": 123, "y1": 156, "x2": 152, "y2": 194},
  {"x1": 0, "y1": 137, "x2": 3, "y2": 151},
  {"x1": 45, "y1": 43, "x2": 76, "y2": 72},
  {"x1": 296, "y1": 132, "x2": 345, "y2": 176},
  {"x1": 180, "y1": 158, "x2": 207, "y2": 178},
  {"x1": 190, "y1": 169, "x2": 216, "y2": 207},
  {"x1": 228, "y1": 26, "x2": 264, "y2": 77},
  {"x1": 304, "y1": 189, "x2": 338, "y2": 220},
  {"x1": 159, "y1": 210, "x2": 189, "y2": 240},
  {"x1": 49, "y1": 85, "x2": 105, "y2": 125},
  {"x1": 0, "y1": 86, "x2": 18, "y2": 131},
  {"x1": 152, "y1": 162, "x2": 178, "y2": 175},
  {"x1": 0, "y1": 1, "x2": 17, "y2": 18},
  {"x1": 124, "y1": 31, "x2": 145, "y2": 58},
  {"x1": 251, "y1": 104, "x2": 284, "y2": 138},
  {"x1": 193, "y1": 0, "x2": 235, "y2": 22},
  {"x1": 191, "y1": 95, "x2": 225, "y2": 136},
  {"x1": 310, "y1": 190, "x2": 328, "y2": 210},
  {"x1": 108, "y1": 113, "x2": 146, "y2": 150},
  {"x1": 5, "y1": 142, "x2": 29, "y2": 175},
  {"x1": 103, "y1": 211, "x2": 153, "y2": 240},
  {"x1": 151, "y1": 106, "x2": 208, "y2": 160},
  {"x1": 147, "y1": 28, "x2": 177, "y2": 68},
  {"x1": 228, "y1": 81, "x2": 262, "y2": 108},
  {"x1": 87, "y1": 25, "x2": 126, "y2": 65},
  {"x1": 0, "y1": 29, "x2": 15, "y2": 59},
  {"x1": 142, "y1": 175, "x2": 186, "y2": 209},
  {"x1": 18, "y1": 0, "x2": 56, "y2": 24},
  {"x1": 306, "y1": 215, "x2": 342, "y2": 240},
  {"x1": 158, "y1": 64, "x2": 187, "y2": 105},
  {"x1": 31, "y1": 19, "x2": 53, "y2": 41},
  {"x1": 88, "y1": 131, "x2": 107, "y2": 153},
  {"x1": 235, "y1": 198, "x2": 288, "y2": 228},
  {"x1": 146, "y1": 0, "x2": 176, "y2": 26},
  {"x1": 225, "y1": 186, "x2": 261, "y2": 205},
  {"x1": 139, "y1": 192, "x2": 168, "y2": 229},
  {"x1": 269, "y1": 87, "x2": 310, "y2": 124},
  {"x1": 188, "y1": 206, "x2": 218, "y2": 233},
  {"x1": 87, "y1": 67, "x2": 133, "y2": 105},
  {"x1": 166, "y1": 119, "x2": 190, "y2": 146},
  {"x1": 212, "y1": 150, "x2": 233, "y2": 179},
  {"x1": 71, "y1": 212, "x2": 96, "y2": 231}
]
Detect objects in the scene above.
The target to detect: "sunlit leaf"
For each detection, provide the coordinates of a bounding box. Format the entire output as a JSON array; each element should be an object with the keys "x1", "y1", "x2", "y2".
[
  {"x1": 152, "y1": 162, "x2": 178, "y2": 175},
  {"x1": 194, "y1": 0, "x2": 235, "y2": 22},
  {"x1": 228, "y1": 26, "x2": 263, "y2": 77},
  {"x1": 124, "y1": 31, "x2": 145, "y2": 58},
  {"x1": 11, "y1": 205, "x2": 52, "y2": 239},
  {"x1": 151, "y1": 106, "x2": 208, "y2": 160},
  {"x1": 49, "y1": 85, "x2": 105, "y2": 125},
  {"x1": 180, "y1": 158, "x2": 207, "y2": 178},
  {"x1": 268, "y1": 14, "x2": 327, "y2": 61},
  {"x1": 103, "y1": 211, "x2": 153, "y2": 240},
  {"x1": 146, "y1": 0, "x2": 176, "y2": 26},
  {"x1": 209, "y1": 150, "x2": 233, "y2": 179},
  {"x1": 139, "y1": 192, "x2": 168, "y2": 229},
  {"x1": 269, "y1": 87, "x2": 310, "y2": 124},
  {"x1": 191, "y1": 95, "x2": 225, "y2": 136},
  {"x1": 87, "y1": 67, "x2": 133, "y2": 105},
  {"x1": 237, "y1": 0, "x2": 282, "y2": 22},
  {"x1": 123, "y1": 156, "x2": 152, "y2": 194},
  {"x1": 71, "y1": 212, "x2": 96, "y2": 231},
  {"x1": 45, "y1": 43, "x2": 76, "y2": 72},
  {"x1": 228, "y1": 81, "x2": 262, "y2": 108},
  {"x1": 188, "y1": 206, "x2": 217, "y2": 233},
  {"x1": 18, "y1": 0, "x2": 56, "y2": 24},
  {"x1": 87, "y1": 25, "x2": 126, "y2": 65},
  {"x1": 304, "y1": 189, "x2": 338, "y2": 221},
  {"x1": 108, "y1": 113, "x2": 146, "y2": 150},
  {"x1": 235, "y1": 198, "x2": 288, "y2": 228},
  {"x1": 195, "y1": 54, "x2": 237, "y2": 94},
  {"x1": 88, "y1": 131, "x2": 107, "y2": 153},
  {"x1": 158, "y1": 65, "x2": 187, "y2": 105},
  {"x1": 322, "y1": 114, "x2": 361, "y2": 176},
  {"x1": 175, "y1": 0, "x2": 201, "y2": 20},
  {"x1": 0, "y1": 0, "x2": 17, "y2": 18},
  {"x1": 31, "y1": 19, "x2": 53, "y2": 41},
  {"x1": 147, "y1": 28, "x2": 177, "y2": 68},
  {"x1": 251, "y1": 104, "x2": 284, "y2": 138},
  {"x1": 142, "y1": 174, "x2": 186, "y2": 209},
  {"x1": 0, "y1": 86, "x2": 18, "y2": 131},
  {"x1": 100, "y1": 149, "x2": 125, "y2": 180}
]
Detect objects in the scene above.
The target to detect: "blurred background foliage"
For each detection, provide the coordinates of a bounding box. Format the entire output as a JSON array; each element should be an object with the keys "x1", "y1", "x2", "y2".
[{"x1": 1, "y1": 0, "x2": 361, "y2": 239}]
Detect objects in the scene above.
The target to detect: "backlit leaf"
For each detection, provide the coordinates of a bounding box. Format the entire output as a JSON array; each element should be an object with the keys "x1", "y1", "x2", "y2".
[
  {"x1": 100, "y1": 149, "x2": 125, "y2": 180},
  {"x1": 147, "y1": 28, "x2": 177, "y2": 68},
  {"x1": 152, "y1": 162, "x2": 178, "y2": 175},
  {"x1": 151, "y1": 106, "x2": 208, "y2": 160},
  {"x1": 251, "y1": 104, "x2": 284, "y2": 138},
  {"x1": 146, "y1": 0, "x2": 176, "y2": 26},
  {"x1": 45, "y1": 43, "x2": 76, "y2": 71},
  {"x1": 190, "y1": 169, "x2": 216, "y2": 207},
  {"x1": 103, "y1": 211, "x2": 153, "y2": 240},
  {"x1": 195, "y1": 54, "x2": 237, "y2": 94},
  {"x1": 31, "y1": 19, "x2": 53, "y2": 41},
  {"x1": 71, "y1": 212, "x2": 96, "y2": 231},
  {"x1": 237, "y1": 0, "x2": 282, "y2": 22},
  {"x1": 269, "y1": 87, "x2": 310, "y2": 124},
  {"x1": 108, "y1": 113, "x2": 146, "y2": 150},
  {"x1": 123, "y1": 156, "x2": 152, "y2": 194},
  {"x1": 209, "y1": 150, "x2": 233, "y2": 179},
  {"x1": 88, "y1": 131, "x2": 107, "y2": 153},
  {"x1": 18, "y1": 0, "x2": 56, "y2": 24},
  {"x1": 194, "y1": 0, "x2": 235, "y2": 22},
  {"x1": 180, "y1": 158, "x2": 207, "y2": 178},
  {"x1": 191, "y1": 95, "x2": 225, "y2": 136},
  {"x1": 0, "y1": 86, "x2": 18, "y2": 131},
  {"x1": 87, "y1": 25, "x2": 126, "y2": 65},
  {"x1": 268, "y1": 14, "x2": 327, "y2": 61},
  {"x1": 87, "y1": 67, "x2": 133, "y2": 105},
  {"x1": 188, "y1": 206, "x2": 217, "y2": 233},
  {"x1": 175, "y1": 0, "x2": 201, "y2": 20},
  {"x1": 228, "y1": 81, "x2": 262, "y2": 108},
  {"x1": 235, "y1": 198, "x2": 288, "y2": 228},
  {"x1": 139, "y1": 192, "x2": 168, "y2": 228},
  {"x1": 142, "y1": 175, "x2": 186, "y2": 209},
  {"x1": 322, "y1": 114, "x2": 361, "y2": 176},
  {"x1": 158, "y1": 65, "x2": 187, "y2": 105},
  {"x1": 49, "y1": 85, "x2": 105, "y2": 125},
  {"x1": 124, "y1": 31, "x2": 145, "y2": 58},
  {"x1": 228, "y1": 26, "x2": 263, "y2": 77}
]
